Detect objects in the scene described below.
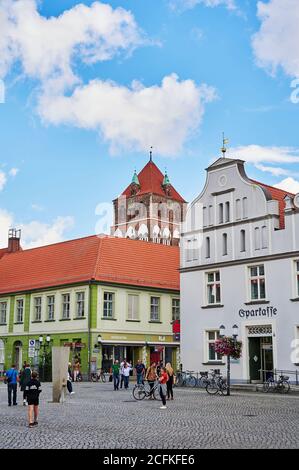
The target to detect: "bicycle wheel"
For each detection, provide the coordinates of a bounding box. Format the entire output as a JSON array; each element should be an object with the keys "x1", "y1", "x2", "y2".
[
  {"x1": 153, "y1": 386, "x2": 162, "y2": 401},
  {"x1": 132, "y1": 385, "x2": 146, "y2": 400},
  {"x1": 91, "y1": 375, "x2": 97, "y2": 382},
  {"x1": 219, "y1": 381, "x2": 228, "y2": 396},
  {"x1": 262, "y1": 381, "x2": 270, "y2": 392},
  {"x1": 101, "y1": 374, "x2": 106, "y2": 383},
  {"x1": 279, "y1": 380, "x2": 290, "y2": 394},
  {"x1": 187, "y1": 376, "x2": 197, "y2": 388},
  {"x1": 176, "y1": 374, "x2": 184, "y2": 387},
  {"x1": 206, "y1": 381, "x2": 219, "y2": 395}
]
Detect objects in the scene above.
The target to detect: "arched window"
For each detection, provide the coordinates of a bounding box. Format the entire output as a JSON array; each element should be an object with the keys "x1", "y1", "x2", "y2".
[
  {"x1": 262, "y1": 225, "x2": 267, "y2": 249},
  {"x1": 203, "y1": 206, "x2": 207, "y2": 227},
  {"x1": 242, "y1": 197, "x2": 248, "y2": 219},
  {"x1": 208, "y1": 205, "x2": 213, "y2": 226},
  {"x1": 222, "y1": 233, "x2": 228, "y2": 256},
  {"x1": 206, "y1": 237, "x2": 211, "y2": 259},
  {"x1": 254, "y1": 227, "x2": 260, "y2": 250},
  {"x1": 219, "y1": 203, "x2": 224, "y2": 224},
  {"x1": 236, "y1": 199, "x2": 241, "y2": 220},
  {"x1": 240, "y1": 229, "x2": 246, "y2": 252},
  {"x1": 225, "y1": 202, "x2": 230, "y2": 223}
]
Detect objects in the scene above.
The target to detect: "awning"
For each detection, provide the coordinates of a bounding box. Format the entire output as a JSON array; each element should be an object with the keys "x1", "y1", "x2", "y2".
[{"x1": 99, "y1": 340, "x2": 180, "y2": 347}]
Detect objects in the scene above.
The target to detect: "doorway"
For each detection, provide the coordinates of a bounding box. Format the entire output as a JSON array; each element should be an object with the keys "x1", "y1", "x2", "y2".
[
  {"x1": 13, "y1": 341, "x2": 22, "y2": 370},
  {"x1": 248, "y1": 336, "x2": 273, "y2": 382}
]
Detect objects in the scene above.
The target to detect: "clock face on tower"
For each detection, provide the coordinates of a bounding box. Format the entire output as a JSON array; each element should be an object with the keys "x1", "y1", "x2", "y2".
[{"x1": 218, "y1": 174, "x2": 227, "y2": 187}]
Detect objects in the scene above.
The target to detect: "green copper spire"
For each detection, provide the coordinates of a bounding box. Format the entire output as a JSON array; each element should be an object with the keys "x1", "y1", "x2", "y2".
[
  {"x1": 162, "y1": 170, "x2": 170, "y2": 187},
  {"x1": 131, "y1": 169, "x2": 140, "y2": 186}
]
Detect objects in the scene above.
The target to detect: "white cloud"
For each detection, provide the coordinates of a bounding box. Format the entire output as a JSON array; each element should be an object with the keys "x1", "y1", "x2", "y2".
[
  {"x1": 169, "y1": 0, "x2": 236, "y2": 12},
  {"x1": 254, "y1": 163, "x2": 296, "y2": 177},
  {"x1": 9, "y1": 168, "x2": 19, "y2": 177},
  {"x1": 230, "y1": 145, "x2": 299, "y2": 164},
  {"x1": 0, "y1": 210, "x2": 74, "y2": 249},
  {"x1": 0, "y1": 171, "x2": 7, "y2": 190},
  {"x1": 38, "y1": 74, "x2": 217, "y2": 156},
  {"x1": 274, "y1": 177, "x2": 299, "y2": 194},
  {"x1": 252, "y1": 0, "x2": 299, "y2": 77},
  {"x1": 0, "y1": 0, "x2": 144, "y2": 90}
]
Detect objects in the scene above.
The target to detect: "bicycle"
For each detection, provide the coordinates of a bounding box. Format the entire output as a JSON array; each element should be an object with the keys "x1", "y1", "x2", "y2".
[
  {"x1": 263, "y1": 374, "x2": 290, "y2": 393},
  {"x1": 196, "y1": 371, "x2": 210, "y2": 388},
  {"x1": 91, "y1": 369, "x2": 106, "y2": 383},
  {"x1": 205, "y1": 370, "x2": 228, "y2": 395},
  {"x1": 175, "y1": 370, "x2": 197, "y2": 387},
  {"x1": 132, "y1": 381, "x2": 162, "y2": 401}
]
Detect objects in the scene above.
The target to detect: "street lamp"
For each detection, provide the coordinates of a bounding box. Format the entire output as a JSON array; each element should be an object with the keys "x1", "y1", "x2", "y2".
[
  {"x1": 39, "y1": 335, "x2": 51, "y2": 382},
  {"x1": 219, "y1": 324, "x2": 239, "y2": 396}
]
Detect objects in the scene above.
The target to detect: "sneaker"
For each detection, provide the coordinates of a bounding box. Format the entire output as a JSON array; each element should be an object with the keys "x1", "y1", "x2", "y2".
[
  {"x1": 70, "y1": 392, "x2": 75, "y2": 395},
  {"x1": 33, "y1": 421, "x2": 38, "y2": 426},
  {"x1": 13, "y1": 403, "x2": 17, "y2": 406},
  {"x1": 160, "y1": 406, "x2": 167, "y2": 409},
  {"x1": 23, "y1": 400, "x2": 27, "y2": 406},
  {"x1": 29, "y1": 423, "x2": 34, "y2": 428}
]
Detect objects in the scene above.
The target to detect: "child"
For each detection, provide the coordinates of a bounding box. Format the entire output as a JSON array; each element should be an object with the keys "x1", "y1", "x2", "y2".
[
  {"x1": 25, "y1": 371, "x2": 42, "y2": 428},
  {"x1": 159, "y1": 366, "x2": 169, "y2": 410}
]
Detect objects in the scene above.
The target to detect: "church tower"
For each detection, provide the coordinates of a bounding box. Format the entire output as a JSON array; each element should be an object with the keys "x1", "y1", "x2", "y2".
[{"x1": 111, "y1": 155, "x2": 186, "y2": 246}]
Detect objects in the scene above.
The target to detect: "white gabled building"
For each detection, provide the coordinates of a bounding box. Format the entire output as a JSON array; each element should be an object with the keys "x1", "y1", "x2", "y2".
[{"x1": 180, "y1": 156, "x2": 299, "y2": 383}]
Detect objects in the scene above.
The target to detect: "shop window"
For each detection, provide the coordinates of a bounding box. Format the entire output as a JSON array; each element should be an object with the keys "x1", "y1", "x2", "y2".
[
  {"x1": 249, "y1": 265, "x2": 266, "y2": 300},
  {"x1": 206, "y1": 271, "x2": 221, "y2": 305}
]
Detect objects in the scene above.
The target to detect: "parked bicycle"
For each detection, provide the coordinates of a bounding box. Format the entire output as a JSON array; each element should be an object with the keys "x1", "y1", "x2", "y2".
[
  {"x1": 263, "y1": 374, "x2": 290, "y2": 393},
  {"x1": 132, "y1": 381, "x2": 162, "y2": 401},
  {"x1": 205, "y1": 370, "x2": 228, "y2": 395},
  {"x1": 176, "y1": 370, "x2": 197, "y2": 387},
  {"x1": 91, "y1": 369, "x2": 106, "y2": 383},
  {"x1": 196, "y1": 371, "x2": 210, "y2": 388}
]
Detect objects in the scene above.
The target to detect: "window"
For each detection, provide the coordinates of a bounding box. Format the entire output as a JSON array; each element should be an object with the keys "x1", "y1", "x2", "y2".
[
  {"x1": 249, "y1": 265, "x2": 266, "y2": 300},
  {"x1": 0, "y1": 302, "x2": 7, "y2": 324},
  {"x1": 186, "y1": 239, "x2": 192, "y2": 262},
  {"x1": 254, "y1": 227, "x2": 260, "y2": 250},
  {"x1": 62, "y1": 294, "x2": 70, "y2": 319},
  {"x1": 236, "y1": 199, "x2": 241, "y2": 220},
  {"x1": 262, "y1": 225, "x2": 267, "y2": 249},
  {"x1": 205, "y1": 237, "x2": 211, "y2": 258},
  {"x1": 218, "y1": 203, "x2": 224, "y2": 224},
  {"x1": 207, "y1": 331, "x2": 221, "y2": 361},
  {"x1": 296, "y1": 261, "x2": 299, "y2": 297},
  {"x1": 150, "y1": 297, "x2": 160, "y2": 321},
  {"x1": 76, "y1": 292, "x2": 85, "y2": 318},
  {"x1": 208, "y1": 205, "x2": 213, "y2": 226},
  {"x1": 128, "y1": 294, "x2": 139, "y2": 320},
  {"x1": 16, "y1": 299, "x2": 24, "y2": 323},
  {"x1": 34, "y1": 297, "x2": 42, "y2": 321},
  {"x1": 203, "y1": 206, "x2": 207, "y2": 227},
  {"x1": 225, "y1": 201, "x2": 230, "y2": 223},
  {"x1": 242, "y1": 197, "x2": 248, "y2": 218},
  {"x1": 206, "y1": 271, "x2": 221, "y2": 305},
  {"x1": 222, "y1": 233, "x2": 228, "y2": 256},
  {"x1": 103, "y1": 292, "x2": 114, "y2": 318},
  {"x1": 172, "y1": 299, "x2": 180, "y2": 321},
  {"x1": 47, "y1": 296, "x2": 55, "y2": 321},
  {"x1": 240, "y1": 230, "x2": 246, "y2": 252}
]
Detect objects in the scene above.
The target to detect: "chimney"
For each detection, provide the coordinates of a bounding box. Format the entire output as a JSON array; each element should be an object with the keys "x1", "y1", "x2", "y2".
[{"x1": 8, "y1": 228, "x2": 21, "y2": 253}]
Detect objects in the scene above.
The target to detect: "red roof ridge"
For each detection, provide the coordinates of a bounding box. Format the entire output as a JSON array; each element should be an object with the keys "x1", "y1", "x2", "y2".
[{"x1": 249, "y1": 179, "x2": 295, "y2": 196}]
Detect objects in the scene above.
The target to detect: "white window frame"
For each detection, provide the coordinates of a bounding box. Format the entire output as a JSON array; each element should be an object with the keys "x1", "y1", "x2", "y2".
[
  {"x1": 150, "y1": 296, "x2": 160, "y2": 322},
  {"x1": 103, "y1": 292, "x2": 115, "y2": 319},
  {"x1": 76, "y1": 292, "x2": 85, "y2": 318},
  {"x1": 206, "y1": 271, "x2": 221, "y2": 305},
  {"x1": 33, "y1": 296, "x2": 42, "y2": 322},
  {"x1": 62, "y1": 293, "x2": 70, "y2": 319},
  {"x1": 0, "y1": 301, "x2": 7, "y2": 324},
  {"x1": 249, "y1": 265, "x2": 266, "y2": 301},
  {"x1": 206, "y1": 330, "x2": 221, "y2": 362},
  {"x1": 16, "y1": 298, "x2": 24, "y2": 323},
  {"x1": 47, "y1": 295, "x2": 55, "y2": 321},
  {"x1": 295, "y1": 260, "x2": 299, "y2": 298},
  {"x1": 127, "y1": 294, "x2": 139, "y2": 320},
  {"x1": 172, "y1": 298, "x2": 180, "y2": 321}
]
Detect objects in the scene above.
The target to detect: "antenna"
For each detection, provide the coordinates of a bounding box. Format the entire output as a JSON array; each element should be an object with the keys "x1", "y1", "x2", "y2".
[{"x1": 149, "y1": 146, "x2": 153, "y2": 162}]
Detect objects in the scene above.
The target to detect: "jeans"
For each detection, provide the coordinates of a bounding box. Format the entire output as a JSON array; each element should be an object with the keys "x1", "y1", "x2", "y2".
[
  {"x1": 159, "y1": 383, "x2": 167, "y2": 406},
  {"x1": 167, "y1": 375, "x2": 173, "y2": 399},
  {"x1": 113, "y1": 373, "x2": 120, "y2": 390},
  {"x1": 137, "y1": 373, "x2": 144, "y2": 385},
  {"x1": 8, "y1": 383, "x2": 17, "y2": 405},
  {"x1": 123, "y1": 375, "x2": 129, "y2": 389},
  {"x1": 67, "y1": 380, "x2": 73, "y2": 393}
]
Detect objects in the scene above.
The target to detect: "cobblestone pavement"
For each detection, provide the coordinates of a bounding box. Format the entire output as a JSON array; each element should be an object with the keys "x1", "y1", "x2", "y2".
[{"x1": 0, "y1": 382, "x2": 298, "y2": 449}]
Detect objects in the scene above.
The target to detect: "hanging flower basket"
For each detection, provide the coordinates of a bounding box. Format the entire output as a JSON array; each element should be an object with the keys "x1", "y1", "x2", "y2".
[{"x1": 213, "y1": 337, "x2": 242, "y2": 360}]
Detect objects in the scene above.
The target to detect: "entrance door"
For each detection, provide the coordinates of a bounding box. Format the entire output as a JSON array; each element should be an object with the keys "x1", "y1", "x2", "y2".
[
  {"x1": 248, "y1": 337, "x2": 261, "y2": 382},
  {"x1": 261, "y1": 338, "x2": 274, "y2": 381},
  {"x1": 13, "y1": 341, "x2": 22, "y2": 370}
]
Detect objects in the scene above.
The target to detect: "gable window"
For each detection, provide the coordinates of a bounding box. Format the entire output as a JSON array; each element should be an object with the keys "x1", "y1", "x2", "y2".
[
  {"x1": 236, "y1": 199, "x2": 241, "y2": 220},
  {"x1": 218, "y1": 203, "x2": 224, "y2": 224},
  {"x1": 206, "y1": 271, "x2": 221, "y2": 305},
  {"x1": 103, "y1": 292, "x2": 114, "y2": 319},
  {"x1": 209, "y1": 205, "x2": 213, "y2": 226},
  {"x1": 206, "y1": 237, "x2": 211, "y2": 259},
  {"x1": 207, "y1": 331, "x2": 221, "y2": 362},
  {"x1": 76, "y1": 292, "x2": 85, "y2": 318},
  {"x1": 186, "y1": 239, "x2": 192, "y2": 262},
  {"x1": 34, "y1": 297, "x2": 42, "y2": 322},
  {"x1": 222, "y1": 233, "x2": 228, "y2": 256},
  {"x1": 225, "y1": 202, "x2": 230, "y2": 223},
  {"x1": 240, "y1": 230, "x2": 246, "y2": 252},
  {"x1": 150, "y1": 296, "x2": 160, "y2": 321},
  {"x1": 262, "y1": 225, "x2": 267, "y2": 249},
  {"x1": 47, "y1": 296, "x2": 55, "y2": 321},
  {"x1": 296, "y1": 261, "x2": 299, "y2": 297},
  {"x1": 16, "y1": 299, "x2": 24, "y2": 323},
  {"x1": 128, "y1": 294, "x2": 139, "y2": 320},
  {"x1": 249, "y1": 265, "x2": 266, "y2": 300},
  {"x1": 0, "y1": 302, "x2": 7, "y2": 324},
  {"x1": 172, "y1": 298, "x2": 180, "y2": 321},
  {"x1": 254, "y1": 227, "x2": 260, "y2": 250},
  {"x1": 62, "y1": 294, "x2": 70, "y2": 319},
  {"x1": 242, "y1": 197, "x2": 248, "y2": 218},
  {"x1": 203, "y1": 206, "x2": 207, "y2": 227}
]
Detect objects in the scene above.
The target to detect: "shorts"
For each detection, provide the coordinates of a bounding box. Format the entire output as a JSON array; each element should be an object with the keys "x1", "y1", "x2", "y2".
[{"x1": 27, "y1": 398, "x2": 39, "y2": 406}]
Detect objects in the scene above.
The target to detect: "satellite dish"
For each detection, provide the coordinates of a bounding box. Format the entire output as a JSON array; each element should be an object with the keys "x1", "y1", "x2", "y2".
[{"x1": 294, "y1": 193, "x2": 299, "y2": 209}]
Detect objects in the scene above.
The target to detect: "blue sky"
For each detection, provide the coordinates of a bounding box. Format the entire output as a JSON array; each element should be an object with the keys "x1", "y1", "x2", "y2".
[{"x1": 0, "y1": 0, "x2": 299, "y2": 247}]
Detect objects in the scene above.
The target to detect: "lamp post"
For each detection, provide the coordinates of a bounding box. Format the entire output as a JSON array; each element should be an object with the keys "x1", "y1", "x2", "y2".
[
  {"x1": 39, "y1": 335, "x2": 51, "y2": 382},
  {"x1": 219, "y1": 325, "x2": 238, "y2": 396}
]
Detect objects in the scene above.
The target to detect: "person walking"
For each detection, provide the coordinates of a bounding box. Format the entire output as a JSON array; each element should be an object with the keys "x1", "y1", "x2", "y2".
[
  {"x1": 156, "y1": 360, "x2": 163, "y2": 377},
  {"x1": 20, "y1": 363, "x2": 31, "y2": 406},
  {"x1": 25, "y1": 371, "x2": 42, "y2": 428},
  {"x1": 73, "y1": 358, "x2": 80, "y2": 382},
  {"x1": 145, "y1": 362, "x2": 158, "y2": 399},
  {"x1": 67, "y1": 363, "x2": 75, "y2": 395},
  {"x1": 166, "y1": 362, "x2": 174, "y2": 400},
  {"x1": 158, "y1": 366, "x2": 169, "y2": 410},
  {"x1": 135, "y1": 359, "x2": 145, "y2": 385},
  {"x1": 112, "y1": 360, "x2": 120, "y2": 391},
  {"x1": 122, "y1": 362, "x2": 132, "y2": 389},
  {"x1": 119, "y1": 358, "x2": 126, "y2": 389},
  {"x1": 5, "y1": 364, "x2": 19, "y2": 406}
]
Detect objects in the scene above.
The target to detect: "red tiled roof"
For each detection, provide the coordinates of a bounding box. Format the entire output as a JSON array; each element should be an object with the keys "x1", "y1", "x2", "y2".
[
  {"x1": 0, "y1": 248, "x2": 8, "y2": 260},
  {"x1": 121, "y1": 161, "x2": 186, "y2": 202},
  {"x1": 0, "y1": 235, "x2": 179, "y2": 295},
  {"x1": 249, "y1": 179, "x2": 295, "y2": 229}
]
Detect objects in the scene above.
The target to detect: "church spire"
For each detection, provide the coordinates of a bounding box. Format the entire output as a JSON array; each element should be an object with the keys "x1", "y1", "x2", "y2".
[
  {"x1": 162, "y1": 169, "x2": 170, "y2": 187},
  {"x1": 131, "y1": 169, "x2": 140, "y2": 186},
  {"x1": 149, "y1": 146, "x2": 153, "y2": 162}
]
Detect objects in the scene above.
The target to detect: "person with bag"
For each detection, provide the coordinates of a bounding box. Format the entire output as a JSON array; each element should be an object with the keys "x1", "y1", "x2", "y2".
[
  {"x1": 5, "y1": 364, "x2": 19, "y2": 406},
  {"x1": 122, "y1": 362, "x2": 132, "y2": 389},
  {"x1": 20, "y1": 363, "x2": 31, "y2": 406},
  {"x1": 166, "y1": 362, "x2": 174, "y2": 400},
  {"x1": 25, "y1": 371, "x2": 42, "y2": 428},
  {"x1": 158, "y1": 366, "x2": 169, "y2": 410},
  {"x1": 145, "y1": 362, "x2": 158, "y2": 399}
]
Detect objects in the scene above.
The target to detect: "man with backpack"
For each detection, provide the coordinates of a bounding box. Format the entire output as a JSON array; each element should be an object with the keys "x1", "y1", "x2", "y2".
[{"x1": 5, "y1": 364, "x2": 19, "y2": 406}]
